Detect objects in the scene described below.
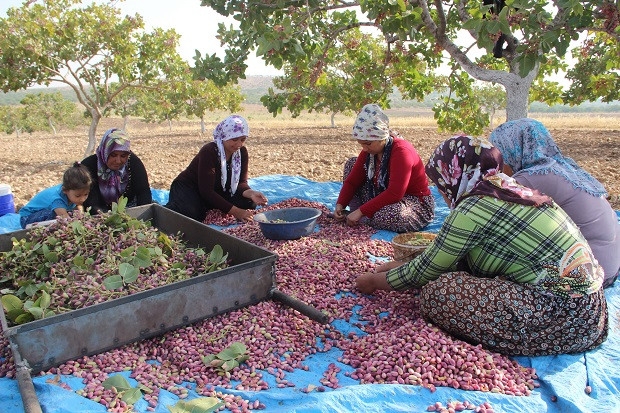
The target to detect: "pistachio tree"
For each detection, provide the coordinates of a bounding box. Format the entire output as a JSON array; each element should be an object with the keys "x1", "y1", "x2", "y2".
[
  {"x1": 195, "y1": 0, "x2": 616, "y2": 133},
  {"x1": 0, "y1": 0, "x2": 188, "y2": 155},
  {"x1": 20, "y1": 92, "x2": 79, "y2": 134}
]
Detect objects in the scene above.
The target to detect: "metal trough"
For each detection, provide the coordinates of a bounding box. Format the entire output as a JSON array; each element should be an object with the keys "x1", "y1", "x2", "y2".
[{"x1": 0, "y1": 204, "x2": 278, "y2": 374}]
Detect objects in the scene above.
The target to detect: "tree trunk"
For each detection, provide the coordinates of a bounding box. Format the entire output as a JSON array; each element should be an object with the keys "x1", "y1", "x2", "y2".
[
  {"x1": 504, "y1": 81, "x2": 531, "y2": 121},
  {"x1": 168, "y1": 119, "x2": 172, "y2": 131},
  {"x1": 200, "y1": 116, "x2": 206, "y2": 134},
  {"x1": 84, "y1": 111, "x2": 102, "y2": 157},
  {"x1": 330, "y1": 112, "x2": 336, "y2": 128},
  {"x1": 47, "y1": 117, "x2": 57, "y2": 135},
  {"x1": 123, "y1": 117, "x2": 129, "y2": 130}
]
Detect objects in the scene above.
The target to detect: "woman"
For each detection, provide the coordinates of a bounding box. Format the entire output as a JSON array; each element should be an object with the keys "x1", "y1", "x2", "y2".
[
  {"x1": 333, "y1": 104, "x2": 435, "y2": 233},
  {"x1": 165, "y1": 114, "x2": 268, "y2": 222},
  {"x1": 82, "y1": 128, "x2": 152, "y2": 214},
  {"x1": 356, "y1": 135, "x2": 608, "y2": 356},
  {"x1": 490, "y1": 118, "x2": 620, "y2": 288}
]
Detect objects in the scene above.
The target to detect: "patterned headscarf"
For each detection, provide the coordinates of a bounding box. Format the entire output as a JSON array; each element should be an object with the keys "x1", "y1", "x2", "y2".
[
  {"x1": 352, "y1": 104, "x2": 390, "y2": 141},
  {"x1": 96, "y1": 128, "x2": 131, "y2": 205},
  {"x1": 213, "y1": 115, "x2": 249, "y2": 194},
  {"x1": 489, "y1": 118, "x2": 607, "y2": 197},
  {"x1": 352, "y1": 104, "x2": 394, "y2": 195},
  {"x1": 425, "y1": 135, "x2": 553, "y2": 209}
]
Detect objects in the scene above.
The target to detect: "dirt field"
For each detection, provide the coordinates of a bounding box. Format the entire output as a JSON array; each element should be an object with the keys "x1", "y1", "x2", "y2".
[{"x1": 1, "y1": 113, "x2": 619, "y2": 211}]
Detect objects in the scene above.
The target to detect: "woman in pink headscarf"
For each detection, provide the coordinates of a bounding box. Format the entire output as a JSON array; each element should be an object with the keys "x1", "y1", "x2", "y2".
[
  {"x1": 81, "y1": 128, "x2": 152, "y2": 214},
  {"x1": 165, "y1": 114, "x2": 268, "y2": 222}
]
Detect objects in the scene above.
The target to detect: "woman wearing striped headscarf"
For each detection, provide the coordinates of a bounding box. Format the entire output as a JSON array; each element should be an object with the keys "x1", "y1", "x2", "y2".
[
  {"x1": 165, "y1": 114, "x2": 268, "y2": 222},
  {"x1": 81, "y1": 128, "x2": 152, "y2": 214},
  {"x1": 333, "y1": 104, "x2": 435, "y2": 233},
  {"x1": 355, "y1": 135, "x2": 608, "y2": 356}
]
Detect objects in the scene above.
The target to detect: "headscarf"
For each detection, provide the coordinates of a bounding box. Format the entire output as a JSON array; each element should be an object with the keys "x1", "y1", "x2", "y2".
[
  {"x1": 489, "y1": 118, "x2": 607, "y2": 197},
  {"x1": 213, "y1": 114, "x2": 248, "y2": 194},
  {"x1": 352, "y1": 104, "x2": 394, "y2": 196},
  {"x1": 425, "y1": 135, "x2": 553, "y2": 209},
  {"x1": 96, "y1": 128, "x2": 131, "y2": 205}
]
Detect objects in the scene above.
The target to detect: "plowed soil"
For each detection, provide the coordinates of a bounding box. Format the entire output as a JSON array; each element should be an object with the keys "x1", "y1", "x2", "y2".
[{"x1": 1, "y1": 117, "x2": 619, "y2": 211}]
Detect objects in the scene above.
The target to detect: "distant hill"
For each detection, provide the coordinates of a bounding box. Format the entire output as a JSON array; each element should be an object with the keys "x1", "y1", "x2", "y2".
[{"x1": 1, "y1": 76, "x2": 618, "y2": 113}]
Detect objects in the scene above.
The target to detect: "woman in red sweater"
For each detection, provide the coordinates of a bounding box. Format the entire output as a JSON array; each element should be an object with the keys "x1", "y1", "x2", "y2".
[{"x1": 333, "y1": 104, "x2": 435, "y2": 233}]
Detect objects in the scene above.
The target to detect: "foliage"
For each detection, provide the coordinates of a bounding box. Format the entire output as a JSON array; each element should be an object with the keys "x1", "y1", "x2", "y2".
[
  {"x1": 195, "y1": 0, "x2": 617, "y2": 132},
  {"x1": 20, "y1": 92, "x2": 81, "y2": 134},
  {"x1": 0, "y1": 104, "x2": 34, "y2": 136},
  {"x1": 261, "y1": 28, "x2": 393, "y2": 125},
  {"x1": 0, "y1": 197, "x2": 229, "y2": 326},
  {"x1": 0, "y1": 0, "x2": 188, "y2": 155},
  {"x1": 202, "y1": 342, "x2": 249, "y2": 373},
  {"x1": 167, "y1": 397, "x2": 225, "y2": 413},
  {"x1": 101, "y1": 375, "x2": 151, "y2": 407}
]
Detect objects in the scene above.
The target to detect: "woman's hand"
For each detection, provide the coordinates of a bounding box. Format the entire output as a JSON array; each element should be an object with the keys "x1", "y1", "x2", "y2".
[
  {"x1": 355, "y1": 271, "x2": 392, "y2": 294},
  {"x1": 346, "y1": 209, "x2": 364, "y2": 226},
  {"x1": 245, "y1": 189, "x2": 268, "y2": 206},
  {"x1": 375, "y1": 260, "x2": 404, "y2": 273},
  {"x1": 230, "y1": 206, "x2": 255, "y2": 222},
  {"x1": 333, "y1": 204, "x2": 347, "y2": 221}
]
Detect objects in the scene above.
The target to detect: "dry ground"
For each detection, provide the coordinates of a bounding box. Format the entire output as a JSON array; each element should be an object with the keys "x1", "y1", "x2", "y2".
[{"x1": 1, "y1": 111, "x2": 619, "y2": 211}]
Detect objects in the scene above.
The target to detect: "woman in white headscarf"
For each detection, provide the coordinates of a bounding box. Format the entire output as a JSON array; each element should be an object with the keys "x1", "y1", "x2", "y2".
[
  {"x1": 166, "y1": 115, "x2": 268, "y2": 222},
  {"x1": 333, "y1": 104, "x2": 435, "y2": 233}
]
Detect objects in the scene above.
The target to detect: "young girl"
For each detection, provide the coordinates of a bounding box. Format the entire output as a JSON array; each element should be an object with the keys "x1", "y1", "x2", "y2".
[{"x1": 19, "y1": 162, "x2": 92, "y2": 228}]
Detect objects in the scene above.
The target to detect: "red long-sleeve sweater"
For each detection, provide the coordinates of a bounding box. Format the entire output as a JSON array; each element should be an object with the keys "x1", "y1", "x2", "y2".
[{"x1": 336, "y1": 138, "x2": 431, "y2": 218}]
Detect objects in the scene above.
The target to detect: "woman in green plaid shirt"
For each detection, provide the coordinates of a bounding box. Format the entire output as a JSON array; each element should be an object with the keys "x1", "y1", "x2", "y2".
[{"x1": 356, "y1": 135, "x2": 608, "y2": 356}]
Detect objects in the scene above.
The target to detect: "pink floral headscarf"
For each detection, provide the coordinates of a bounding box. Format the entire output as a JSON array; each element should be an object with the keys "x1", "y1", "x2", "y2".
[
  {"x1": 96, "y1": 128, "x2": 131, "y2": 205},
  {"x1": 213, "y1": 115, "x2": 249, "y2": 194},
  {"x1": 425, "y1": 135, "x2": 552, "y2": 209}
]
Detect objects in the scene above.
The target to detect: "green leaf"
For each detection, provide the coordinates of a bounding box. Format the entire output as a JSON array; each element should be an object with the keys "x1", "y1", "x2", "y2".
[
  {"x1": 119, "y1": 263, "x2": 139, "y2": 283},
  {"x1": 120, "y1": 246, "x2": 135, "y2": 258},
  {"x1": 15, "y1": 313, "x2": 34, "y2": 324},
  {"x1": 102, "y1": 375, "x2": 133, "y2": 391},
  {"x1": 120, "y1": 387, "x2": 143, "y2": 404},
  {"x1": 221, "y1": 359, "x2": 239, "y2": 372},
  {"x1": 39, "y1": 290, "x2": 51, "y2": 310},
  {"x1": 1, "y1": 294, "x2": 23, "y2": 313},
  {"x1": 103, "y1": 275, "x2": 124, "y2": 290},
  {"x1": 27, "y1": 306, "x2": 44, "y2": 319},
  {"x1": 167, "y1": 397, "x2": 225, "y2": 413},
  {"x1": 133, "y1": 246, "x2": 152, "y2": 267}
]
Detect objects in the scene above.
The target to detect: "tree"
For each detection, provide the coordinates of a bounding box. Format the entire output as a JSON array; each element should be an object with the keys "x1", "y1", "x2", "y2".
[
  {"x1": 0, "y1": 0, "x2": 188, "y2": 156},
  {"x1": 195, "y1": 0, "x2": 615, "y2": 133},
  {"x1": 185, "y1": 80, "x2": 244, "y2": 134},
  {"x1": 0, "y1": 105, "x2": 34, "y2": 137},
  {"x1": 20, "y1": 92, "x2": 78, "y2": 134},
  {"x1": 261, "y1": 29, "x2": 397, "y2": 127},
  {"x1": 475, "y1": 84, "x2": 507, "y2": 129}
]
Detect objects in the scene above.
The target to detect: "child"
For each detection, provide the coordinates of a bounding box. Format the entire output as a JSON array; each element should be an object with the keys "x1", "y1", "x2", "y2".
[{"x1": 19, "y1": 162, "x2": 92, "y2": 229}]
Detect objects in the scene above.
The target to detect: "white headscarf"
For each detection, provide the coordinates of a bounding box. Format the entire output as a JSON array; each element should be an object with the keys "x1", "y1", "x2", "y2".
[
  {"x1": 213, "y1": 115, "x2": 249, "y2": 194},
  {"x1": 352, "y1": 104, "x2": 390, "y2": 141}
]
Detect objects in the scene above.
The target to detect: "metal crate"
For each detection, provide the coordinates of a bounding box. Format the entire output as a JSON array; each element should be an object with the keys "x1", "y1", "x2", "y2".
[{"x1": 0, "y1": 204, "x2": 278, "y2": 374}]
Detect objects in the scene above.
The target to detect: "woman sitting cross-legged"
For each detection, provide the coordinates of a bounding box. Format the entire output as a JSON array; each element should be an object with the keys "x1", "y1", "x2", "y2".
[
  {"x1": 355, "y1": 135, "x2": 608, "y2": 356},
  {"x1": 333, "y1": 104, "x2": 435, "y2": 233}
]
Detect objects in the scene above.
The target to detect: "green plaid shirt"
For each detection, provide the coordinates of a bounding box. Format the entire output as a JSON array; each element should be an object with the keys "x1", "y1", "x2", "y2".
[{"x1": 387, "y1": 196, "x2": 604, "y2": 297}]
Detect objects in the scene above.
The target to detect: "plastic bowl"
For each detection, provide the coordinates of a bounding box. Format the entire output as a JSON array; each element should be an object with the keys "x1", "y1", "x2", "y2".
[{"x1": 254, "y1": 207, "x2": 322, "y2": 240}]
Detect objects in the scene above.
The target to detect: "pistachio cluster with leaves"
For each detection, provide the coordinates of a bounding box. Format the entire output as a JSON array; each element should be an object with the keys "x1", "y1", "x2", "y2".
[{"x1": 0, "y1": 198, "x2": 228, "y2": 326}]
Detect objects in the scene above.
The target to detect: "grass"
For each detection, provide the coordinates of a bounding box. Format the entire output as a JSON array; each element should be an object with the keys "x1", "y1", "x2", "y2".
[{"x1": 184, "y1": 104, "x2": 619, "y2": 131}]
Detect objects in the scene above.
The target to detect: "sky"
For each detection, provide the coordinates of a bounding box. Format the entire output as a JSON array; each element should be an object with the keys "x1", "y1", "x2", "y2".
[{"x1": 0, "y1": 0, "x2": 282, "y2": 76}]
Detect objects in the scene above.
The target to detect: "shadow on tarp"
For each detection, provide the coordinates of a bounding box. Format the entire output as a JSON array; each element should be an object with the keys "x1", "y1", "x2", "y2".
[{"x1": 1, "y1": 174, "x2": 619, "y2": 412}]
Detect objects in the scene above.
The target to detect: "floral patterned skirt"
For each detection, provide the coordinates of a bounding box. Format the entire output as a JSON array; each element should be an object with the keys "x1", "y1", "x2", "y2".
[
  {"x1": 419, "y1": 272, "x2": 608, "y2": 356},
  {"x1": 343, "y1": 157, "x2": 435, "y2": 233}
]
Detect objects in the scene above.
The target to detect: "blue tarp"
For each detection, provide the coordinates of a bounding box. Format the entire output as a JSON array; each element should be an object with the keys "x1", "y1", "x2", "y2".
[{"x1": 1, "y1": 175, "x2": 619, "y2": 413}]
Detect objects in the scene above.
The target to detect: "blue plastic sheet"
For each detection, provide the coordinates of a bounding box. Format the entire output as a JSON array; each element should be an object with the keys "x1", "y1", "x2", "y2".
[{"x1": 1, "y1": 175, "x2": 619, "y2": 413}]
